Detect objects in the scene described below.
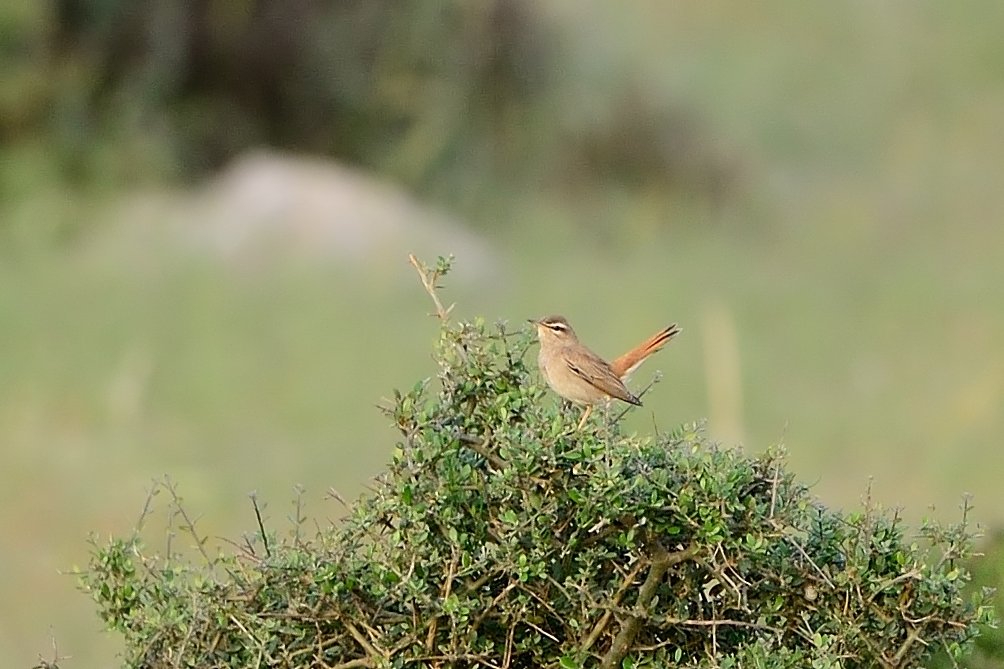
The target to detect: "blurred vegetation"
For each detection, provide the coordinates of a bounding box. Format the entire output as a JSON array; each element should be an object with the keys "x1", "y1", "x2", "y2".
[
  {"x1": 0, "y1": 0, "x2": 738, "y2": 241},
  {"x1": 3, "y1": 1, "x2": 1003, "y2": 667}
]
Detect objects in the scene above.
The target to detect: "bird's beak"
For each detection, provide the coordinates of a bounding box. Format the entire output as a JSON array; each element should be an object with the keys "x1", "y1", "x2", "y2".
[{"x1": 527, "y1": 318, "x2": 539, "y2": 325}]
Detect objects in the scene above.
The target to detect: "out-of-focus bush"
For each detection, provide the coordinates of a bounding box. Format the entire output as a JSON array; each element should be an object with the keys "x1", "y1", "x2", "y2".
[
  {"x1": 9, "y1": 0, "x2": 555, "y2": 189},
  {"x1": 1, "y1": 0, "x2": 743, "y2": 224}
]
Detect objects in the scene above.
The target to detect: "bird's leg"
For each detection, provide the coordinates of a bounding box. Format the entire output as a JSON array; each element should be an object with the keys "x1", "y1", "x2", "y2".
[{"x1": 576, "y1": 405, "x2": 593, "y2": 430}]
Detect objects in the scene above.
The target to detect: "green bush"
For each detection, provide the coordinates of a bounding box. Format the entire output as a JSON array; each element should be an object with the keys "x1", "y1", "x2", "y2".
[
  {"x1": 79, "y1": 258, "x2": 993, "y2": 668},
  {"x1": 928, "y1": 532, "x2": 1004, "y2": 669}
]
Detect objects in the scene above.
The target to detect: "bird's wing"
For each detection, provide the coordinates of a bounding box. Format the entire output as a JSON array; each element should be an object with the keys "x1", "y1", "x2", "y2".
[{"x1": 566, "y1": 351, "x2": 642, "y2": 406}]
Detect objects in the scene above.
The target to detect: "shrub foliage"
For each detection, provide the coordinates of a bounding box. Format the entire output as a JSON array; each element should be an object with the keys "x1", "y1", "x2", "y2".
[{"x1": 80, "y1": 258, "x2": 992, "y2": 668}]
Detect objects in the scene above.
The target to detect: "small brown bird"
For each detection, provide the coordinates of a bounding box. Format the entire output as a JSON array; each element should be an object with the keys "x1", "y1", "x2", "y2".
[{"x1": 530, "y1": 315, "x2": 681, "y2": 429}]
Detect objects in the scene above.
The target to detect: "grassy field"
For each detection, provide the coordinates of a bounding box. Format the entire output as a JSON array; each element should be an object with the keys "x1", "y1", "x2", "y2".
[{"x1": 4, "y1": 2, "x2": 1004, "y2": 666}]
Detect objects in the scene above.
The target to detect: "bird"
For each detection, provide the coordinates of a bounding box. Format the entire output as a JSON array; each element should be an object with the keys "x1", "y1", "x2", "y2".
[{"x1": 530, "y1": 315, "x2": 680, "y2": 429}]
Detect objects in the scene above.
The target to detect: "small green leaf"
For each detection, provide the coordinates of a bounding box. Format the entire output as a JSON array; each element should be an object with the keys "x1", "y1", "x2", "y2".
[{"x1": 559, "y1": 655, "x2": 579, "y2": 669}]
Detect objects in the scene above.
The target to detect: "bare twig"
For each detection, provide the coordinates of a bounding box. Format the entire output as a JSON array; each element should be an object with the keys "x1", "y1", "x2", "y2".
[
  {"x1": 612, "y1": 372, "x2": 662, "y2": 425},
  {"x1": 776, "y1": 524, "x2": 836, "y2": 590},
  {"x1": 327, "y1": 487, "x2": 350, "y2": 508},
  {"x1": 164, "y1": 476, "x2": 214, "y2": 565},
  {"x1": 470, "y1": 580, "x2": 519, "y2": 634},
  {"x1": 455, "y1": 432, "x2": 505, "y2": 470},
  {"x1": 32, "y1": 628, "x2": 68, "y2": 669},
  {"x1": 408, "y1": 253, "x2": 455, "y2": 321},
  {"x1": 659, "y1": 616, "x2": 782, "y2": 633},
  {"x1": 581, "y1": 560, "x2": 646, "y2": 652},
  {"x1": 516, "y1": 583, "x2": 570, "y2": 639},
  {"x1": 426, "y1": 550, "x2": 460, "y2": 652},
  {"x1": 133, "y1": 480, "x2": 161, "y2": 538},
  {"x1": 345, "y1": 621, "x2": 385, "y2": 662},
  {"x1": 866, "y1": 569, "x2": 922, "y2": 606},
  {"x1": 289, "y1": 484, "x2": 306, "y2": 548},
  {"x1": 504, "y1": 622, "x2": 515, "y2": 669},
  {"x1": 938, "y1": 638, "x2": 963, "y2": 669},
  {"x1": 249, "y1": 491, "x2": 271, "y2": 559},
  {"x1": 768, "y1": 459, "x2": 781, "y2": 518},
  {"x1": 890, "y1": 626, "x2": 924, "y2": 666},
  {"x1": 218, "y1": 534, "x2": 263, "y2": 563},
  {"x1": 331, "y1": 660, "x2": 374, "y2": 669},
  {"x1": 405, "y1": 654, "x2": 501, "y2": 669},
  {"x1": 229, "y1": 613, "x2": 263, "y2": 649},
  {"x1": 461, "y1": 566, "x2": 505, "y2": 596}
]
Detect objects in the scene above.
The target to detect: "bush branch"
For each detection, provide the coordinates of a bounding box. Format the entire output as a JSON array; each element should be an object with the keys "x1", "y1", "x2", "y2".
[{"x1": 600, "y1": 544, "x2": 699, "y2": 669}]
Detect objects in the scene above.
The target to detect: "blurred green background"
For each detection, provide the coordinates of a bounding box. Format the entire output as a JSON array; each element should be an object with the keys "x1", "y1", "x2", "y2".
[{"x1": 2, "y1": 1, "x2": 1003, "y2": 666}]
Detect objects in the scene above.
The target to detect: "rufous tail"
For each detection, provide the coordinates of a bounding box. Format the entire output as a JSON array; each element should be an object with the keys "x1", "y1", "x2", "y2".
[{"x1": 610, "y1": 324, "x2": 681, "y2": 380}]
